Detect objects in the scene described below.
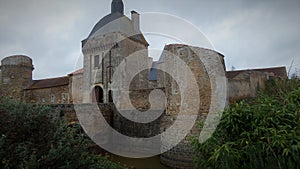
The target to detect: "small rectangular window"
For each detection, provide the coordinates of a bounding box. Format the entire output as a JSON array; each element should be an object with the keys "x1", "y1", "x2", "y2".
[
  {"x1": 61, "y1": 93, "x2": 69, "y2": 103},
  {"x1": 51, "y1": 95, "x2": 55, "y2": 103},
  {"x1": 94, "y1": 55, "x2": 100, "y2": 68},
  {"x1": 3, "y1": 77, "x2": 10, "y2": 84}
]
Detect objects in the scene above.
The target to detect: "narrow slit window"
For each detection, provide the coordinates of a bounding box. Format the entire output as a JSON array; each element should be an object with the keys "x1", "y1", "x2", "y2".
[{"x1": 94, "y1": 55, "x2": 100, "y2": 68}]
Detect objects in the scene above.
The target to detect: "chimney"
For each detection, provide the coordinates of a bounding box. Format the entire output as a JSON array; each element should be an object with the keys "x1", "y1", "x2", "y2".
[{"x1": 131, "y1": 11, "x2": 140, "y2": 34}]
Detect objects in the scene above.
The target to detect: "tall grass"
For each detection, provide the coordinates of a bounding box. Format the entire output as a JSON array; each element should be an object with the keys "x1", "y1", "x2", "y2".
[{"x1": 192, "y1": 78, "x2": 300, "y2": 169}]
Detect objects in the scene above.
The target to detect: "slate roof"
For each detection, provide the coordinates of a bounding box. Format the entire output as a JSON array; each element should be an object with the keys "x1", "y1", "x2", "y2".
[
  {"x1": 25, "y1": 76, "x2": 69, "y2": 90},
  {"x1": 88, "y1": 12, "x2": 124, "y2": 38},
  {"x1": 68, "y1": 68, "x2": 83, "y2": 76},
  {"x1": 128, "y1": 34, "x2": 149, "y2": 46},
  {"x1": 227, "y1": 66, "x2": 287, "y2": 79},
  {"x1": 84, "y1": 12, "x2": 148, "y2": 46}
]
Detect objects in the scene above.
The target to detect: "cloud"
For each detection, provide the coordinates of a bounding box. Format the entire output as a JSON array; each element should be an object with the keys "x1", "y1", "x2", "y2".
[
  {"x1": 0, "y1": 0, "x2": 105, "y2": 79},
  {"x1": 203, "y1": 0, "x2": 300, "y2": 71},
  {"x1": 0, "y1": 0, "x2": 299, "y2": 79}
]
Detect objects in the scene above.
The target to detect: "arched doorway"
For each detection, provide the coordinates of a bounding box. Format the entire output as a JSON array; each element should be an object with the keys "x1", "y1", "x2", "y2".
[
  {"x1": 93, "y1": 86, "x2": 104, "y2": 103},
  {"x1": 108, "y1": 90, "x2": 113, "y2": 103}
]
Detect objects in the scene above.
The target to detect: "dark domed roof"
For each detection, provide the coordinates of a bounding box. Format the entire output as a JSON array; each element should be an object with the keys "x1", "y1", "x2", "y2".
[
  {"x1": 88, "y1": 0, "x2": 126, "y2": 38},
  {"x1": 88, "y1": 12, "x2": 125, "y2": 38},
  {"x1": 83, "y1": 0, "x2": 149, "y2": 46}
]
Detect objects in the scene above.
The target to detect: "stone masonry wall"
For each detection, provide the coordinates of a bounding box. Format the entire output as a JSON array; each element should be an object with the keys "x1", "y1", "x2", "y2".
[
  {"x1": 24, "y1": 85, "x2": 70, "y2": 104},
  {"x1": 49, "y1": 103, "x2": 164, "y2": 156},
  {"x1": 69, "y1": 73, "x2": 83, "y2": 104},
  {"x1": 158, "y1": 45, "x2": 225, "y2": 169},
  {"x1": 228, "y1": 71, "x2": 267, "y2": 104},
  {"x1": 49, "y1": 104, "x2": 113, "y2": 124},
  {"x1": 82, "y1": 32, "x2": 148, "y2": 103}
]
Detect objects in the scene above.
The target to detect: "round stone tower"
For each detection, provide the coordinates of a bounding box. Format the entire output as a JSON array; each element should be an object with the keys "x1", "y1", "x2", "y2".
[
  {"x1": 159, "y1": 45, "x2": 227, "y2": 169},
  {"x1": 0, "y1": 55, "x2": 34, "y2": 100}
]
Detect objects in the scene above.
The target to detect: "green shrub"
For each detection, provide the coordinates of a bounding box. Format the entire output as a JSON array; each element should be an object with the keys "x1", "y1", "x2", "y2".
[
  {"x1": 192, "y1": 79, "x2": 300, "y2": 169},
  {"x1": 0, "y1": 98, "x2": 124, "y2": 169}
]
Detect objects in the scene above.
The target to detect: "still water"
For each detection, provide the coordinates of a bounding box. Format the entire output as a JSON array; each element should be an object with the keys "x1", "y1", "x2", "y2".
[{"x1": 108, "y1": 154, "x2": 169, "y2": 169}]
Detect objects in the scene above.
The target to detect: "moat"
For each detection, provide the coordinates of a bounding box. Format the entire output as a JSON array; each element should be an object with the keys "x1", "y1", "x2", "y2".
[{"x1": 109, "y1": 154, "x2": 169, "y2": 169}]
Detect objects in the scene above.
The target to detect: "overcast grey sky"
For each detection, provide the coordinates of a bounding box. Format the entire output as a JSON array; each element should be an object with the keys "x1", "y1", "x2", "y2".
[{"x1": 0, "y1": 0, "x2": 300, "y2": 79}]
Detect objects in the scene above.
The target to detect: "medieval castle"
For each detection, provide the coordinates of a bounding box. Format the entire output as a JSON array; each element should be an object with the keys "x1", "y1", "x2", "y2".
[{"x1": 0, "y1": 0, "x2": 287, "y2": 168}]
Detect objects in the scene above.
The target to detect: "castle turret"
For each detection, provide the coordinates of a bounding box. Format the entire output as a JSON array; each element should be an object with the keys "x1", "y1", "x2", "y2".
[{"x1": 0, "y1": 55, "x2": 34, "y2": 100}]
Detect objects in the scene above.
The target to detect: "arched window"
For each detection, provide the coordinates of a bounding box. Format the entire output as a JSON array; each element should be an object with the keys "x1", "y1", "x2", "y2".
[{"x1": 93, "y1": 86, "x2": 104, "y2": 103}]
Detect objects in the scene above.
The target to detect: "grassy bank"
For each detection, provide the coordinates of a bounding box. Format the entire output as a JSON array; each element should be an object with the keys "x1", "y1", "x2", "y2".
[{"x1": 192, "y1": 78, "x2": 300, "y2": 169}]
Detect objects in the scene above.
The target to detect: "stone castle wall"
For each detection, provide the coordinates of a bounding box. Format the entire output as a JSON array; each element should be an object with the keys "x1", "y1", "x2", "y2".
[
  {"x1": 228, "y1": 71, "x2": 267, "y2": 104},
  {"x1": 49, "y1": 104, "x2": 113, "y2": 123},
  {"x1": 69, "y1": 73, "x2": 83, "y2": 104},
  {"x1": 24, "y1": 85, "x2": 70, "y2": 104},
  {"x1": 49, "y1": 103, "x2": 163, "y2": 155}
]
